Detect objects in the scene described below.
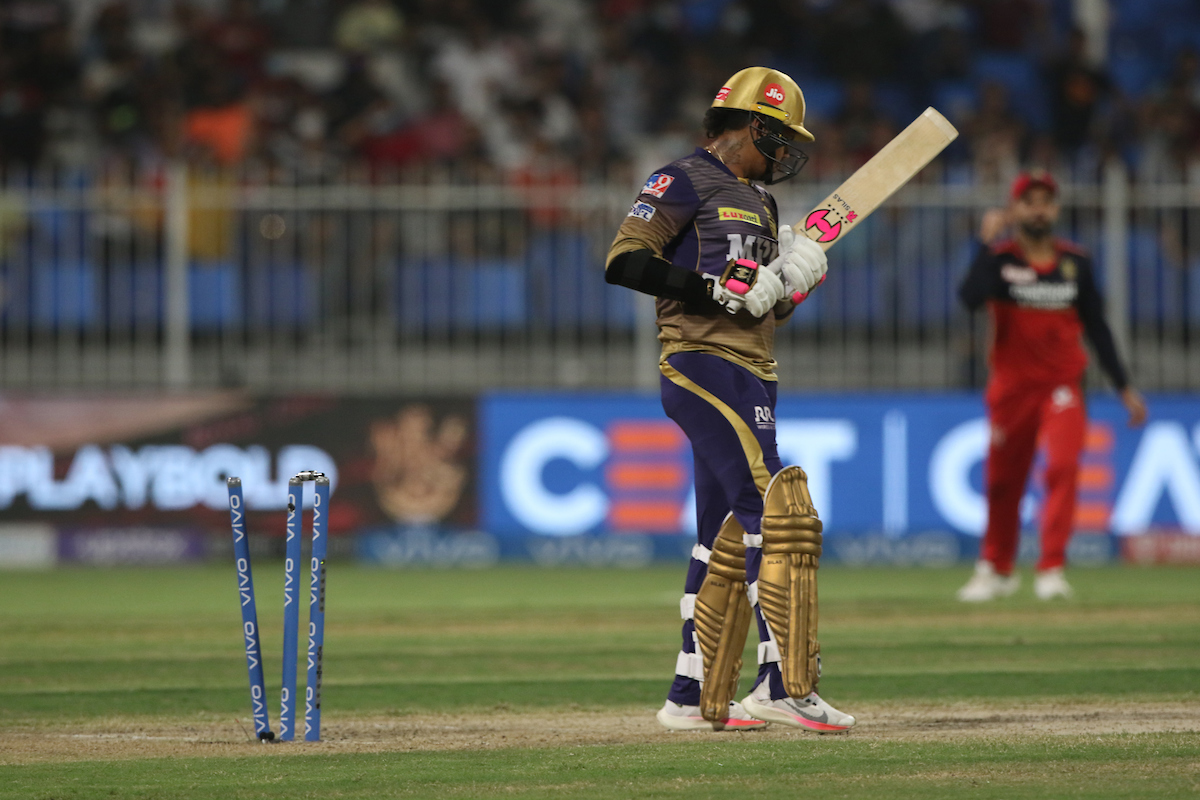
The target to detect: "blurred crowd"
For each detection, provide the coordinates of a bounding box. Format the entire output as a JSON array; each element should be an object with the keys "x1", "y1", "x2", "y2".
[{"x1": 1, "y1": 0, "x2": 1200, "y2": 182}]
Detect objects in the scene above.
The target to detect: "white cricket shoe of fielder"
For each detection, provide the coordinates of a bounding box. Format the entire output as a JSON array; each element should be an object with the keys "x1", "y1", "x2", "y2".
[
  {"x1": 957, "y1": 560, "x2": 1020, "y2": 602},
  {"x1": 1034, "y1": 567, "x2": 1073, "y2": 600},
  {"x1": 740, "y1": 682, "x2": 855, "y2": 733},
  {"x1": 656, "y1": 700, "x2": 767, "y2": 731}
]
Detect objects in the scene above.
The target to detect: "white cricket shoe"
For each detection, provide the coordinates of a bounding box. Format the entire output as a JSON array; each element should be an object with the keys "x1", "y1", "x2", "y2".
[
  {"x1": 740, "y1": 682, "x2": 855, "y2": 733},
  {"x1": 957, "y1": 560, "x2": 1020, "y2": 602},
  {"x1": 656, "y1": 699, "x2": 767, "y2": 731},
  {"x1": 1034, "y1": 567, "x2": 1073, "y2": 600}
]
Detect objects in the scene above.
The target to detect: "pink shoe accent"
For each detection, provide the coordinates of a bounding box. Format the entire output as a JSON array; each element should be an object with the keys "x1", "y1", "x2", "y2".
[
  {"x1": 721, "y1": 717, "x2": 765, "y2": 728},
  {"x1": 786, "y1": 715, "x2": 849, "y2": 732}
]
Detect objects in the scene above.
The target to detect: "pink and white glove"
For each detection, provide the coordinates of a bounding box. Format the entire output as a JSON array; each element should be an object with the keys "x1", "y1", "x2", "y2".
[
  {"x1": 705, "y1": 260, "x2": 785, "y2": 317},
  {"x1": 767, "y1": 225, "x2": 828, "y2": 304}
]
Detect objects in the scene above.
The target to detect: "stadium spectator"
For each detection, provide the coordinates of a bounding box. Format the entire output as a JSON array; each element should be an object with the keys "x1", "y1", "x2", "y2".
[
  {"x1": 205, "y1": 0, "x2": 273, "y2": 84},
  {"x1": 360, "y1": 81, "x2": 479, "y2": 168},
  {"x1": 0, "y1": 52, "x2": 49, "y2": 166},
  {"x1": 816, "y1": 0, "x2": 909, "y2": 82},
  {"x1": 183, "y1": 70, "x2": 255, "y2": 165},
  {"x1": 976, "y1": 0, "x2": 1043, "y2": 52},
  {"x1": 1169, "y1": 47, "x2": 1200, "y2": 107},
  {"x1": 836, "y1": 80, "x2": 891, "y2": 164},
  {"x1": 1046, "y1": 28, "x2": 1111, "y2": 157},
  {"x1": 1139, "y1": 48, "x2": 1200, "y2": 180},
  {"x1": 967, "y1": 82, "x2": 1025, "y2": 181},
  {"x1": 334, "y1": 0, "x2": 404, "y2": 54},
  {"x1": 1, "y1": 0, "x2": 1198, "y2": 182}
]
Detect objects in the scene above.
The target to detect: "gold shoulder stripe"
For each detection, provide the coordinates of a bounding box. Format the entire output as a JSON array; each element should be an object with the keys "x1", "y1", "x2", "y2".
[{"x1": 660, "y1": 361, "x2": 771, "y2": 496}]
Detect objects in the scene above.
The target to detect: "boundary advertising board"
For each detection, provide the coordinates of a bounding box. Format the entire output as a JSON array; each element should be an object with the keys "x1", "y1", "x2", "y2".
[{"x1": 482, "y1": 393, "x2": 1200, "y2": 541}]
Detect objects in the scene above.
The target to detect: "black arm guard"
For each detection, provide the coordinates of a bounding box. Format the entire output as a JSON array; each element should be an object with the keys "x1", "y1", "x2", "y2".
[{"x1": 605, "y1": 249, "x2": 718, "y2": 311}]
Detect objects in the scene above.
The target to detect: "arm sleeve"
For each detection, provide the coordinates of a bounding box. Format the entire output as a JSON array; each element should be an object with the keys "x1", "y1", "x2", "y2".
[
  {"x1": 959, "y1": 242, "x2": 1000, "y2": 311},
  {"x1": 1075, "y1": 258, "x2": 1130, "y2": 390},
  {"x1": 605, "y1": 248, "x2": 717, "y2": 310}
]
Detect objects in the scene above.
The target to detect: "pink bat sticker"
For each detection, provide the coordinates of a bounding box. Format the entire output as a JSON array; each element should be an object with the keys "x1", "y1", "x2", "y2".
[{"x1": 805, "y1": 209, "x2": 842, "y2": 243}]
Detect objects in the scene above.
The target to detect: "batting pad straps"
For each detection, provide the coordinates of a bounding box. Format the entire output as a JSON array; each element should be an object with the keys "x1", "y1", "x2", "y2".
[
  {"x1": 743, "y1": 533, "x2": 763, "y2": 548},
  {"x1": 676, "y1": 650, "x2": 706, "y2": 681},
  {"x1": 747, "y1": 580, "x2": 759, "y2": 607},
  {"x1": 605, "y1": 249, "x2": 714, "y2": 307},
  {"x1": 758, "y1": 641, "x2": 782, "y2": 665},
  {"x1": 692, "y1": 543, "x2": 712, "y2": 564},
  {"x1": 680, "y1": 593, "x2": 697, "y2": 620}
]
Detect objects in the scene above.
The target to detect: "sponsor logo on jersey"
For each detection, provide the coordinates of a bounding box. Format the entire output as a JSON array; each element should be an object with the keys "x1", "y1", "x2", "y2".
[
  {"x1": 805, "y1": 208, "x2": 842, "y2": 243},
  {"x1": 1051, "y1": 385, "x2": 1077, "y2": 410},
  {"x1": 753, "y1": 406, "x2": 776, "y2": 430},
  {"x1": 1011, "y1": 281, "x2": 1077, "y2": 308},
  {"x1": 726, "y1": 233, "x2": 776, "y2": 264},
  {"x1": 718, "y1": 207, "x2": 762, "y2": 225},
  {"x1": 763, "y1": 83, "x2": 785, "y2": 105},
  {"x1": 627, "y1": 201, "x2": 656, "y2": 222},
  {"x1": 641, "y1": 173, "x2": 674, "y2": 199},
  {"x1": 1001, "y1": 264, "x2": 1038, "y2": 285},
  {"x1": 715, "y1": 86, "x2": 731, "y2": 101}
]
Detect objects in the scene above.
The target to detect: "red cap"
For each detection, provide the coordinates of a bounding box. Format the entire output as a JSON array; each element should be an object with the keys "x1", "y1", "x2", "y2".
[{"x1": 1010, "y1": 169, "x2": 1058, "y2": 201}]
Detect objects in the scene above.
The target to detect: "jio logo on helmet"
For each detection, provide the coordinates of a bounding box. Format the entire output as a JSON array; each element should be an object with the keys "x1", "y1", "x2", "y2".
[
  {"x1": 763, "y1": 83, "x2": 785, "y2": 105},
  {"x1": 805, "y1": 209, "x2": 842, "y2": 243}
]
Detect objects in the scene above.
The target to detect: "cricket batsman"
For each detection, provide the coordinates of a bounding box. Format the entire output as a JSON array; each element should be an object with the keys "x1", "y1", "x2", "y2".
[
  {"x1": 957, "y1": 170, "x2": 1147, "y2": 602},
  {"x1": 605, "y1": 67, "x2": 855, "y2": 732}
]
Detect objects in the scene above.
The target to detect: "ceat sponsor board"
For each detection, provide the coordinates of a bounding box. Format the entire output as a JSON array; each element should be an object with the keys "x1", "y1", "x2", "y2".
[{"x1": 481, "y1": 394, "x2": 1200, "y2": 539}]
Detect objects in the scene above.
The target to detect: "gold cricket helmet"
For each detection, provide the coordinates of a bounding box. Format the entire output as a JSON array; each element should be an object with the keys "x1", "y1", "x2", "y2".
[{"x1": 711, "y1": 67, "x2": 814, "y2": 143}]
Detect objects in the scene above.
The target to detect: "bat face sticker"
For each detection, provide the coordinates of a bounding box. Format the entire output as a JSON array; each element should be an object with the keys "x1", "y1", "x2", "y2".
[{"x1": 805, "y1": 208, "x2": 842, "y2": 243}]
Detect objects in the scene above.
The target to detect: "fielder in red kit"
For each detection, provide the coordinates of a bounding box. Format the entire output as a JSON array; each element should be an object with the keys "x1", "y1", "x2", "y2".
[{"x1": 957, "y1": 171, "x2": 1147, "y2": 602}]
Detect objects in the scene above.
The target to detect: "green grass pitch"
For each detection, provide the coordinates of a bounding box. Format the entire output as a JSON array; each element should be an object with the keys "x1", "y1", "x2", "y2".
[{"x1": 1, "y1": 564, "x2": 1197, "y2": 798}]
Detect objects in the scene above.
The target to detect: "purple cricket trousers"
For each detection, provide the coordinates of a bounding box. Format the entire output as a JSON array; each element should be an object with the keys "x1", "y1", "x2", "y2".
[{"x1": 660, "y1": 351, "x2": 791, "y2": 705}]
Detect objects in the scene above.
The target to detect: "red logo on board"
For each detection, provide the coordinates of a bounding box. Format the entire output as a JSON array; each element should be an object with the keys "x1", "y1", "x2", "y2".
[
  {"x1": 763, "y1": 83, "x2": 785, "y2": 105},
  {"x1": 805, "y1": 209, "x2": 842, "y2": 243},
  {"x1": 715, "y1": 86, "x2": 731, "y2": 101}
]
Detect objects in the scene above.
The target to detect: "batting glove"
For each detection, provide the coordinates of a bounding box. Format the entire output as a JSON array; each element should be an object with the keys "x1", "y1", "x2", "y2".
[
  {"x1": 768, "y1": 225, "x2": 828, "y2": 304},
  {"x1": 705, "y1": 260, "x2": 785, "y2": 317}
]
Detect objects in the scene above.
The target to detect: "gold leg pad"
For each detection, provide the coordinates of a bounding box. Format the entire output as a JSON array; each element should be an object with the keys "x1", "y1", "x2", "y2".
[
  {"x1": 758, "y1": 466, "x2": 823, "y2": 699},
  {"x1": 695, "y1": 515, "x2": 752, "y2": 728}
]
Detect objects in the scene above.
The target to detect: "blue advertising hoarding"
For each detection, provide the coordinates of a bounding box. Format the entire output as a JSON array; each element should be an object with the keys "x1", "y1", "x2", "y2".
[{"x1": 481, "y1": 392, "x2": 1200, "y2": 541}]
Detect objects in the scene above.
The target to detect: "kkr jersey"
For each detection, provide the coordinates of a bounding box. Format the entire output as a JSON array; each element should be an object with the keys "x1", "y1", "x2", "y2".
[
  {"x1": 606, "y1": 148, "x2": 794, "y2": 380},
  {"x1": 959, "y1": 239, "x2": 1128, "y2": 390}
]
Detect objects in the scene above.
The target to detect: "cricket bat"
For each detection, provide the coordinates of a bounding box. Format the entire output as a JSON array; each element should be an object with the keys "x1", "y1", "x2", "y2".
[
  {"x1": 723, "y1": 107, "x2": 957, "y2": 311},
  {"x1": 798, "y1": 107, "x2": 958, "y2": 250}
]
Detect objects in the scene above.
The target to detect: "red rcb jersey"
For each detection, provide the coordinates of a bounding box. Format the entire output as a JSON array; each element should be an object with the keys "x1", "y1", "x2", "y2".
[{"x1": 959, "y1": 239, "x2": 1128, "y2": 391}]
